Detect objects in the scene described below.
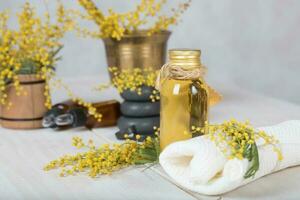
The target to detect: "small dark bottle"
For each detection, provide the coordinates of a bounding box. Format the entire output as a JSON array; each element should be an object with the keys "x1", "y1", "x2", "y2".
[
  {"x1": 42, "y1": 101, "x2": 77, "y2": 128},
  {"x1": 43, "y1": 100, "x2": 120, "y2": 130}
]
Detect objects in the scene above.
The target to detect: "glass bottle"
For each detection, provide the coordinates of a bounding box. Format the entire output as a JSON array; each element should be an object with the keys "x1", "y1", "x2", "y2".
[
  {"x1": 159, "y1": 49, "x2": 208, "y2": 150},
  {"x1": 42, "y1": 100, "x2": 76, "y2": 128},
  {"x1": 43, "y1": 100, "x2": 120, "y2": 129}
]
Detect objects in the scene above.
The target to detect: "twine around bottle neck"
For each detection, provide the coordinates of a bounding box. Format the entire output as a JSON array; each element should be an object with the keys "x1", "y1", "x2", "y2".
[{"x1": 155, "y1": 63, "x2": 207, "y2": 91}]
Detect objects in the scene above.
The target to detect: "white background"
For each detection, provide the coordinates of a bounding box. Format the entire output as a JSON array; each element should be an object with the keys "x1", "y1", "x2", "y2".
[{"x1": 1, "y1": 0, "x2": 300, "y2": 104}]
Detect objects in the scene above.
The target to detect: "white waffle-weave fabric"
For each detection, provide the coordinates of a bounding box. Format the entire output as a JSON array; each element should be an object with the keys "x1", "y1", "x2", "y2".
[{"x1": 159, "y1": 120, "x2": 300, "y2": 195}]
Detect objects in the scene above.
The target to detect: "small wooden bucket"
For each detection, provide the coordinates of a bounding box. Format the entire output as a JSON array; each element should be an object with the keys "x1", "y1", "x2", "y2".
[{"x1": 0, "y1": 75, "x2": 48, "y2": 129}]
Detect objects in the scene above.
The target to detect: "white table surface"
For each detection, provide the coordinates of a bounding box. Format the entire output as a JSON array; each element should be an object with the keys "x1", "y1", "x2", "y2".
[{"x1": 0, "y1": 76, "x2": 300, "y2": 200}]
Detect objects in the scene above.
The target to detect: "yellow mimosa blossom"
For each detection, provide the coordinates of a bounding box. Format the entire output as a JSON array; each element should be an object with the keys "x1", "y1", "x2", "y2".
[
  {"x1": 76, "y1": 0, "x2": 192, "y2": 40},
  {"x1": 0, "y1": 2, "x2": 102, "y2": 121},
  {"x1": 44, "y1": 134, "x2": 160, "y2": 178},
  {"x1": 190, "y1": 119, "x2": 283, "y2": 178},
  {"x1": 99, "y1": 67, "x2": 160, "y2": 102}
]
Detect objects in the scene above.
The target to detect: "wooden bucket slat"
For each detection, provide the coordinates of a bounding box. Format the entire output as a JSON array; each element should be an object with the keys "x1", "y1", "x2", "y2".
[{"x1": 0, "y1": 75, "x2": 48, "y2": 129}]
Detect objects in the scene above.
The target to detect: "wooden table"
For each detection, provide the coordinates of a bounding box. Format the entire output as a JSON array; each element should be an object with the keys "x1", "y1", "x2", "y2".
[{"x1": 0, "y1": 77, "x2": 299, "y2": 200}]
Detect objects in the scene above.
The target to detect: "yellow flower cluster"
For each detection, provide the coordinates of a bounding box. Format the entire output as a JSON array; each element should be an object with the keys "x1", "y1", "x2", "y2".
[
  {"x1": 107, "y1": 67, "x2": 160, "y2": 102},
  {"x1": 190, "y1": 119, "x2": 282, "y2": 178},
  {"x1": 77, "y1": 0, "x2": 104, "y2": 26},
  {"x1": 44, "y1": 133, "x2": 160, "y2": 178},
  {"x1": 190, "y1": 120, "x2": 282, "y2": 160},
  {"x1": 0, "y1": 2, "x2": 73, "y2": 107},
  {"x1": 76, "y1": 0, "x2": 192, "y2": 40},
  {"x1": 0, "y1": 12, "x2": 21, "y2": 105},
  {"x1": 0, "y1": 2, "x2": 101, "y2": 119}
]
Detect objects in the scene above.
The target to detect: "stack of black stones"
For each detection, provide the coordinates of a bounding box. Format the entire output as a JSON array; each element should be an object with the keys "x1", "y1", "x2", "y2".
[{"x1": 115, "y1": 85, "x2": 160, "y2": 141}]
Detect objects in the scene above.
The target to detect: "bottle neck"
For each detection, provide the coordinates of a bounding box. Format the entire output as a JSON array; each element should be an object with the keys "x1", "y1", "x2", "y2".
[
  {"x1": 55, "y1": 113, "x2": 74, "y2": 126},
  {"x1": 160, "y1": 62, "x2": 206, "y2": 81}
]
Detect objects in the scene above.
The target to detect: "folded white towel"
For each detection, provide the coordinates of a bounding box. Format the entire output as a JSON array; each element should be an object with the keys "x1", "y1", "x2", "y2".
[{"x1": 159, "y1": 120, "x2": 300, "y2": 195}]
